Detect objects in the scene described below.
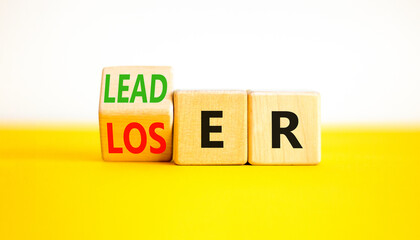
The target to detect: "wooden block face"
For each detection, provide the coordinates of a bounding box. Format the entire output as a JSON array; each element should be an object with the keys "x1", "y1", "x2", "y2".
[
  {"x1": 248, "y1": 92, "x2": 320, "y2": 165},
  {"x1": 174, "y1": 91, "x2": 247, "y2": 165},
  {"x1": 99, "y1": 66, "x2": 173, "y2": 161}
]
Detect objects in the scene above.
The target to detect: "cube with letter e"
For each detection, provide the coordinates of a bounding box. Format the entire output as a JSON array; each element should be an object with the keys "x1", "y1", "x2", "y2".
[{"x1": 173, "y1": 90, "x2": 247, "y2": 165}]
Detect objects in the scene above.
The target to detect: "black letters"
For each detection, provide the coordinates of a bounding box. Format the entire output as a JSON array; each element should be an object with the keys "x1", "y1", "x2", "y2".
[
  {"x1": 272, "y1": 111, "x2": 302, "y2": 148},
  {"x1": 201, "y1": 111, "x2": 224, "y2": 148}
]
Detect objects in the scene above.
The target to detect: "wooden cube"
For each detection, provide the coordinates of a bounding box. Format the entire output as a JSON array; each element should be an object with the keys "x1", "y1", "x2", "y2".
[
  {"x1": 99, "y1": 66, "x2": 173, "y2": 161},
  {"x1": 173, "y1": 90, "x2": 247, "y2": 165},
  {"x1": 248, "y1": 91, "x2": 320, "y2": 165}
]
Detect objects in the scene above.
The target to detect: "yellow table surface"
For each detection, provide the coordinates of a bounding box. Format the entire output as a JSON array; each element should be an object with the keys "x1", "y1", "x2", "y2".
[{"x1": 0, "y1": 125, "x2": 419, "y2": 239}]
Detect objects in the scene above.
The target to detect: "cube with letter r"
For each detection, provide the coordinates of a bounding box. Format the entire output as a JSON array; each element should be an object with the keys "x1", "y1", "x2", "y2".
[{"x1": 248, "y1": 91, "x2": 320, "y2": 165}]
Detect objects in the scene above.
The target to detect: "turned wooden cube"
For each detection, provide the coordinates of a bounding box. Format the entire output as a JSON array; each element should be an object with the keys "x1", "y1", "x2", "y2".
[
  {"x1": 173, "y1": 90, "x2": 247, "y2": 165},
  {"x1": 99, "y1": 66, "x2": 173, "y2": 161},
  {"x1": 248, "y1": 91, "x2": 320, "y2": 165}
]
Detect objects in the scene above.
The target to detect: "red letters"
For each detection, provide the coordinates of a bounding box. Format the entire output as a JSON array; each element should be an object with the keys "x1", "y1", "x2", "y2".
[
  {"x1": 107, "y1": 123, "x2": 123, "y2": 153},
  {"x1": 107, "y1": 122, "x2": 166, "y2": 154},
  {"x1": 124, "y1": 122, "x2": 147, "y2": 154},
  {"x1": 149, "y1": 122, "x2": 166, "y2": 154}
]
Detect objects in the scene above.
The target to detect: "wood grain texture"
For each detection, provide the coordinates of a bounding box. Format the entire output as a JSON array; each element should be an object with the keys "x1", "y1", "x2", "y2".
[
  {"x1": 173, "y1": 90, "x2": 247, "y2": 165},
  {"x1": 248, "y1": 91, "x2": 320, "y2": 165},
  {"x1": 99, "y1": 66, "x2": 173, "y2": 161}
]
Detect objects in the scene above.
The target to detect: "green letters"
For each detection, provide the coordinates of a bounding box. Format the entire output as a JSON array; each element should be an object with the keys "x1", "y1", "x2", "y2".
[
  {"x1": 118, "y1": 74, "x2": 130, "y2": 103},
  {"x1": 150, "y1": 74, "x2": 167, "y2": 103},
  {"x1": 104, "y1": 74, "x2": 115, "y2": 103},
  {"x1": 105, "y1": 73, "x2": 167, "y2": 103},
  {"x1": 130, "y1": 74, "x2": 147, "y2": 103}
]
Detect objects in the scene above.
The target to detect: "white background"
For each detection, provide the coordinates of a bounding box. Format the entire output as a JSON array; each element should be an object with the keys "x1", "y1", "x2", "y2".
[{"x1": 0, "y1": 0, "x2": 419, "y2": 124}]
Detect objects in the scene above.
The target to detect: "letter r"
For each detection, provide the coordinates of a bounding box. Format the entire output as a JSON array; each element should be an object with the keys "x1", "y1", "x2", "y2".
[{"x1": 272, "y1": 111, "x2": 303, "y2": 148}]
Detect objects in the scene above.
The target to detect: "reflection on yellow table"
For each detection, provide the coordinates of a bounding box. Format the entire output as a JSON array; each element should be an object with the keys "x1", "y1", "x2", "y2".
[{"x1": 0, "y1": 125, "x2": 419, "y2": 239}]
